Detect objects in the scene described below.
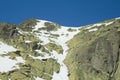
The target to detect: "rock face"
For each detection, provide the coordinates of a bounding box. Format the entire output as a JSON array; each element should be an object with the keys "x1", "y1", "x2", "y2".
[
  {"x1": 0, "y1": 19, "x2": 62, "y2": 80},
  {"x1": 0, "y1": 18, "x2": 120, "y2": 80},
  {"x1": 65, "y1": 18, "x2": 120, "y2": 80}
]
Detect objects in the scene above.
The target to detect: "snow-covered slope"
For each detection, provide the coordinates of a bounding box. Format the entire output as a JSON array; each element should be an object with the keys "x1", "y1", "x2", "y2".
[
  {"x1": 0, "y1": 41, "x2": 17, "y2": 54},
  {"x1": 0, "y1": 42, "x2": 25, "y2": 72},
  {"x1": 0, "y1": 19, "x2": 80, "y2": 80},
  {"x1": 0, "y1": 56, "x2": 25, "y2": 72},
  {"x1": 31, "y1": 20, "x2": 80, "y2": 80}
]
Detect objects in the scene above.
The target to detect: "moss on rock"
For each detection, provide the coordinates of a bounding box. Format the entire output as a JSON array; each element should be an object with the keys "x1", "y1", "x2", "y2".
[
  {"x1": 19, "y1": 18, "x2": 38, "y2": 31},
  {"x1": 65, "y1": 19, "x2": 120, "y2": 80},
  {"x1": 45, "y1": 42, "x2": 63, "y2": 54}
]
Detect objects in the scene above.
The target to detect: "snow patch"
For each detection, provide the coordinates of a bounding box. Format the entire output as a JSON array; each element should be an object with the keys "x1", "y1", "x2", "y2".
[
  {"x1": 31, "y1": 23, "x2": 80, "y2": 80},
  {"x1": 86, "y1": 23, "x2": 102, "y2": 29},
  {"x1": 36, "y1": 34, "x2": 50, "y2": 44},
  {"x1": 35, "y1": 77, "x2": 44, "y2": 80},
  {"x1": 116, "y1": 17, "x2": 120, "y2": 19},
  {"x1": 0, "y1": 41, "x2": 17, "y2": 54},
  {"x1": 30, "y1": 53, "x2": 51, "y2": 60},
  {"x1": 18, "y1": 30, "x2": 23, "y2": 34},
  {"x1": 25, "y1": 40, "x2": 32, "y2": 43},
  {"x1": 33, "y1": 20, "x2": 49, "y2": 31},
  {"x1": 51, "y1": 51, "x2": 69, "y2": 80},
  {"x1": 31, "y1": 21, "x2": 80, "y2": 80},
  {"x1": 86, "y1": 21, "x2": 114, "y2": 31},
  {"x1": 105, "y1": 21, "x2": 114, "y2": 26},
  {"x1": 93, "y1": 23, "x2": 103, "y2": 26},
  {"x1": 0, "y1": 56, "x2": 25, "y2": 72},
  {"x1": 34, "y1": 30, "x2": 51, "y2": 44},
  {"x1": 51, "y1": 26, "x2": 79, "y2": 80}
]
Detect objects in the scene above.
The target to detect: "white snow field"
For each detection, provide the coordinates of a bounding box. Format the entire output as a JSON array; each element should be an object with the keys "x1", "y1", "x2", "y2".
[{"x1": 0, "y1": 41, "x2": 25, "y2": 72}]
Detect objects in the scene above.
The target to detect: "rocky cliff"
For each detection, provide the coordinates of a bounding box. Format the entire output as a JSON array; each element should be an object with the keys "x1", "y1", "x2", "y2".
[
  {"x1": 65, "y1": 17, "x2": 120, "y2": 80},
  {"x1": 0, "y1": 18, "x2": 120, "y2": 80}
]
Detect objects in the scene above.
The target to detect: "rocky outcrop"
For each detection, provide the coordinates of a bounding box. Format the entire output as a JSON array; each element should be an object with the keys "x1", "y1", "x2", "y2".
[
  {"x1": 65, "y1": 18, "x2": 120, "y2": 80},
  {"x1": 0, "y1": 20, "x2": 60, "y2": 80},
  {"x1": 0, "y1": 22, "x2": 17, "y2": 39},
  {"x1": 0, "y1": 18, "x2": 120, "y2": 80}
]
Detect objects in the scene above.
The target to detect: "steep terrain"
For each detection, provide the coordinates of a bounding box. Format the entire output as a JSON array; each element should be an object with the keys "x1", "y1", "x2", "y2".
[
  {"x1": 0, "y1": 19, "x2": 79, "y2": 80},
  {"x1": 65, "y1": 17, "x2": 120, "y2": 80},
  {"x1": 0, "y1": 17, "x2": 120, "y2": 80}
]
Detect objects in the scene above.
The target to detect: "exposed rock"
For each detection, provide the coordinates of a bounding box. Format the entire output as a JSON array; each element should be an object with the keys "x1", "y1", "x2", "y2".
[
  {"x1": 65, "y1": 18, "x2": 120, "y2": 80},
  {"x1": 0, "y1": 18, "x2": 120, "y2": 80}
]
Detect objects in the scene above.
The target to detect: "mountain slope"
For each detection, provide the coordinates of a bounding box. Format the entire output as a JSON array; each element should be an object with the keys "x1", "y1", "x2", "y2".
[
  {"x1": 65, "y1": 17, "x2": 120, "y2": 80},
  {"x1": 0, "y1": 17, "x2": 120, "y2": 80},
  {"x1": 0, "y1": 19, "x2": 79, "y2": 80}
]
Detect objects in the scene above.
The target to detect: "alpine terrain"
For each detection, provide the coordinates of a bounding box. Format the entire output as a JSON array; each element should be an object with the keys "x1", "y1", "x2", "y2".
[{"x1": 0, "y1": 17, "x2": 120, "y2": 80}]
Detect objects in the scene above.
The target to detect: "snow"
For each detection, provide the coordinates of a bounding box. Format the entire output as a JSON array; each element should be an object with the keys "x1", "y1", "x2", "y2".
[
  {"x1": 25, "y1": 40, "x2": 32, "y2": 43},
  {"x1": 50, "y1": 26, "x2": 79, "y2": 80},
  {"x1": 0, "y1": 41, "x2": 17, "y2": 54},
  {"x1": 116, "y1": 17, "x2": 120, "y2": 19},
  {"x1": 51, "y1": 51, "x2": 69, "y2": 80},
  {"x1": 0, "y1": 41, "x2": 25, "y2": 72},
  {"x1": 33, "y1": 20, "x2": 49, "y2": 31},
  {"x1": 31, "y1": 22, "x2": 80, "y2": 80},
  {"x1": 86, "y1": 23, "x2": 102, "y2": 30},
  {"x1": 86, "y1": 21, "x2": 114, "y2": 31},
  {"x1": 30, "y1": 20, "x2": 80, "y2": 79},
  {"x1": 30, "y1": 53, "x2": 51, "y2": 60},
  {"x1": 18, "y1": 30, "x2": 23, "y2": 34},
  {"x1": 35, "y1": 77, "x2": 44, "y2": 80},
  {"x1": 35, "y1": 34, "x2": 50, "y2": 44},
  {"x1": 93, "y1": 23, "x2": 103, "y2": 26},
  {"x1": 105, "y1": 21, "x2": 114, "y2": 26},
  {"x1": 0, "y1": 56, "x2": 25, "y2": 72},
  {"x1": 33, "y1": 30, "x2": 51, "y2": 44}
]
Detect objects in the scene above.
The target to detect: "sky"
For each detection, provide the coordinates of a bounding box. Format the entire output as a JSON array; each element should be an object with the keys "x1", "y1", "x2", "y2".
[{"x1": 0, "y1": 0, "x2": 120, "y2": 27}]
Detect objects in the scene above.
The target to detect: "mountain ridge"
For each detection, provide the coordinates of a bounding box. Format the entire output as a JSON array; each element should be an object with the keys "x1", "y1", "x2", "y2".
[{"x1": 0, "y1": 17, "x2": 120, "y2": 80}]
